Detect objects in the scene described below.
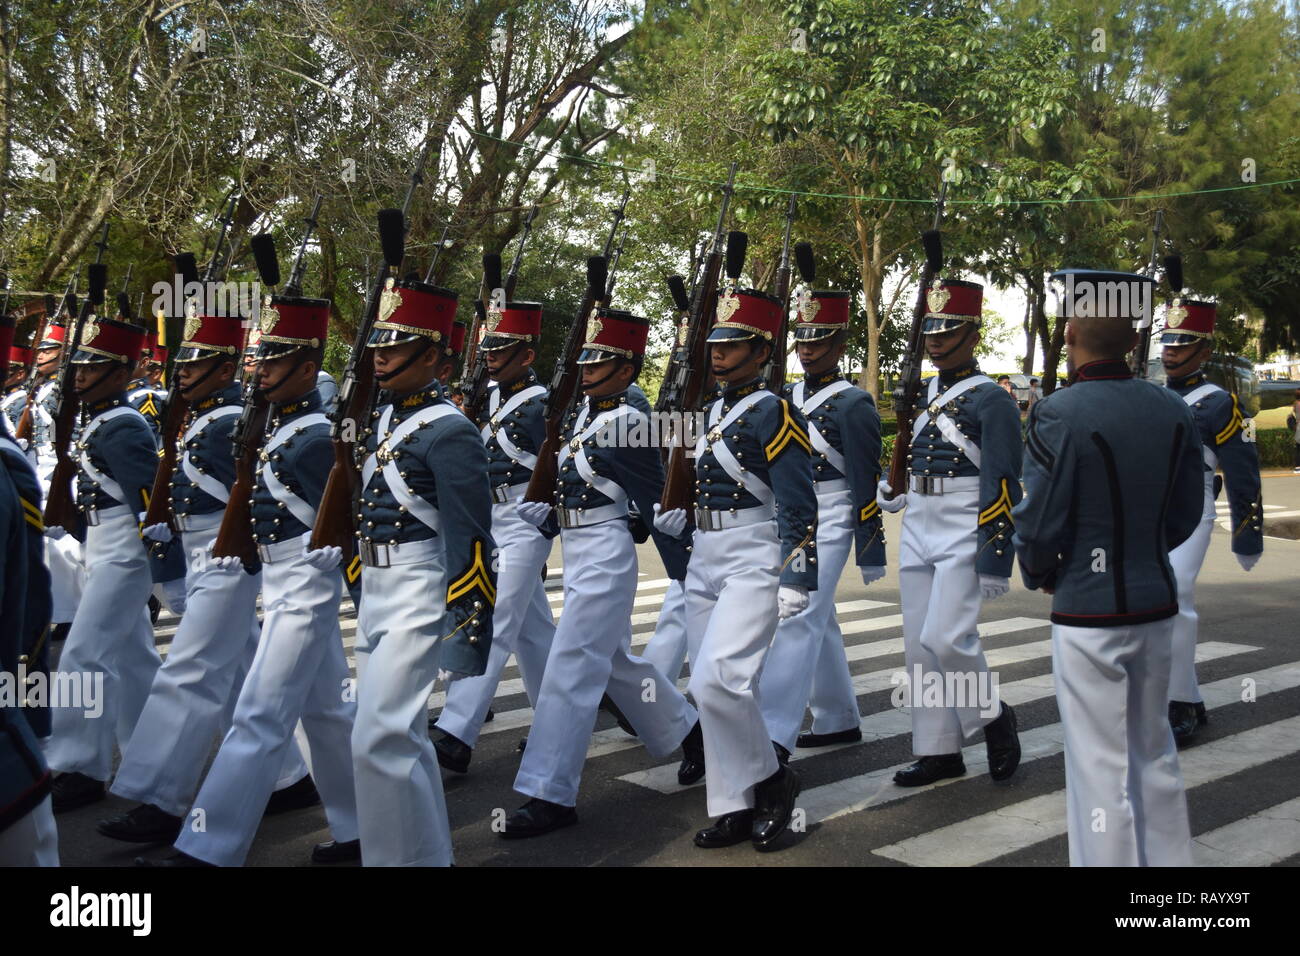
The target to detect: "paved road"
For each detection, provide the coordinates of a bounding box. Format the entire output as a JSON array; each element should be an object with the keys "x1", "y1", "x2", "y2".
[{"x1": 54, "y1": 472, "x2": 1300, "y2": 866}]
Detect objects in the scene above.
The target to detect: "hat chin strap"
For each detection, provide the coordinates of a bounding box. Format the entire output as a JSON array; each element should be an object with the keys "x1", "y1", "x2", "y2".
[
  {"x1": 713, "y1": 339, "x2": 769, "y2": 381},
  {"x1": 177, "y1": 355, "x2": 225, "y2": 398},
  {"x1": 374, "y1": 339, "x2": 436, "y2": 384},
  {"x1": 72, "y1": 362, "x2": 124, "y2": 399},
  {"x1": 927, "y1": 323, "x2": 976, "y2": 365},
  {"x1": 257, "y1": 346, "x2": 311, "y2": 397},
  {"x1": 579, "y1": 360, "x2": 623, "y2": 394}
]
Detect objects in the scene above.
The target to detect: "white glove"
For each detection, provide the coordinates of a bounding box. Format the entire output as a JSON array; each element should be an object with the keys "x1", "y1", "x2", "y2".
[
  {"x1": 516, "y1": 498, "x2": 553, "y2": 528},
  {"x1": 142, "y1": 522, "x2": 173, "y2": 544},
  {"x1": 877, "y1": 480, "x2": 906, "y2": 513},
  {"x1": 1236, "y1": 552, "x2": 1260, "y2": 572},
  {"x1": 979, "y1": 574, "x2": 1010, "y2": 600},
  {"x1": 301, "y1": 532, "x2": 342, "y2": 571},
  {"x1": 777, "y1": 585, "x2": 809, "y2": 621},
  {"x1": 14, "y1": 437, "x2": 28, "y2": 452},
  {"x1": 44, "y1": 524, "x2": 67, "y2": 541},
  {"x1": 652, "y1": 503, "x2": 688, "y2": 538},
  {"x1": 860, "y1": 565, "x2": 886, "y2": 586},
  {"x1": 438, "y1": 669, "x2": 466, "y2": 685},
  {"x1": 206, "y1": 543, "x2": 244, "y2": 574}
]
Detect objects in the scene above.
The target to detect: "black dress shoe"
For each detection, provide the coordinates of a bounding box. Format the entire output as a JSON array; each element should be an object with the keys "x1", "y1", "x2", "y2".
[
  {"x1": 484, "y1": 707, "x2": 495, "y2": 723},
  {"x1": 264, "y1": 774, "x2": 321, "y2": 815},
  {"x1": 694, "y1": 810, "x2": 754, "y2": 849},
  {"x1": 134, "y1": 850, "x2": 213, "y2": 868},
  {"x1": 148, "y1": 594, "x2": 162, "y2": 625},
  {"x1": 500, "y1": 798, "x2": 578, "y2": 839},
  {"x1": 796, "y1": 727, "x2": 862, "y2": 748},
  {"x1": 600, "y1": 694, "x2": 637, "y2": 737},
  {"x1": 752, "y1": 764, "x2": 801, "y2": 850},
  {"x1": 517, "y1": 737, "x2": 527, "y2": 752},
  {"x1": 312, "y1": 838, "x2": 361, "y2": 864},
  {"x1": 435, "y1": 732, "x2": 472, "y2": 773},
  {"x1": 773, "y1": 741, "x2": 791, "y2": 766},
  {"x1": 677, "y1": 721, "x2": 705, "y2": 785},
  {"x1": 984, "y1": 702, "x2": 1021, "y2": 781},
  {"x1": 1170, "y1": 700, "x2": 1208, "y2": 744},
  {"x1": 893, "y1": 754, "x2": 966, "y2": 787},
  {"x1": 52, "y1": 771, "x2": 106, "y2": 813},
  {"x1": 98, "y1": 803, "x2": 183, "y2": 844}
]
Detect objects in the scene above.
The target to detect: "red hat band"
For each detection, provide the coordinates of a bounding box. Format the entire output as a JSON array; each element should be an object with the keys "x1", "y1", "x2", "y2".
[
  {"x1": 0, "y1": 317, "x2": 15, "y2": 365},
  {"x1": 1162, "y1": 299, "x2": 1215, "y2": 339},
  {"x1": 41, "y1": 323, "x2": 68, "y2": 348},
  {"x1": 448, "y1": 321, "x2": 467, "y2": 355},
  {"x1": 9, "y1": 346, "x2": 33, "y2": 367},
  {"x1": 925, "y1": 280, "x2": 983, "y2": 319},
  {"x1": 580, "y1": 307, "x2": 649, "y2": 360},
  {"x1": 374, "y1": 279, "x2": 457, "y2": 343},
  {"x1": 181, "y1": 312, "x2": 244, "y2": 356},
  {"x1": 711, "y1": 288, "x2": 784, "y2": 340},
  {"x1": 259, "y1": 295, "x2": 330, "y2": 347},
  {"x1": 75, "y1": 316, "x2": 146, "y2": 363},
  {"x1": 794, "y1": 290, "x2": 850, "y2": 339},
  {"x1": 482, "y1": 302, "x2": 542, "y2": 346}
]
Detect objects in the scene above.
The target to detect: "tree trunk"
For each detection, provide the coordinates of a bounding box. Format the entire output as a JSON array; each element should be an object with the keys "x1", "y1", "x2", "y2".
[
  {"x1": 854, "y1": 211, "x2": 883, "y2": 399},
  {"x1": 1020, "y1": 283, "x2": 1036, "y2": 373}
]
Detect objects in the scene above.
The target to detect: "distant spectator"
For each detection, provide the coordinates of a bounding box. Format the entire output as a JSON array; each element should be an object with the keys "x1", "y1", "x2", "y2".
[
  {"x1": 451, "y1": 385, "x2": 467, "y2": 415},
  {"x1": 1027, "y1": 377, "x2": 1042, "y2": 411},
  {"x1": 1290, "y1": 388, "x2": 1300, "y2": 472},
  {"x1": 997, "y1": 374, "x2": 1014, "y2": 396}
]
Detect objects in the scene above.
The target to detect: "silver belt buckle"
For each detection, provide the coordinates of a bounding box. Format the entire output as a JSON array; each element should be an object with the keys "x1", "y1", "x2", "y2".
[
  {"x1": 84, "y1": 508, "x2": 100, "y2": 527},
  {"x1": 911, "y1": 475, "x2": 945, "y2": 495},
  {"x1": 358, "y1": 539, "x2": 391, "y2": 568},
  {"x1": 694, "y1": 508, "x2": 719, "y2": 531},
  {"x1": 557, "y1": 507, "x2": 577, "y2": 529},
  {"x1": 492, "y1": 484, "x2": 513, "y2": 504},
  {"x1": 257, "y1": 544, "x2": 273, "y2": 562}
]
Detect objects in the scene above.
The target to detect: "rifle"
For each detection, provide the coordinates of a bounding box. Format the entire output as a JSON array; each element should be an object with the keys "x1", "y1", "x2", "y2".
[
  {"x1": 884, "y1": 180, "x2": 949, "y2": 500},
  {"x1": 142, "y1": 193, "x2": 239, "y2": 539},
  {"x1": 657, "y1": 164, "x2": 737, "y2": 515},
  {"x1": 764, "y1": 194, "x2": 797, "y2": 392},
  {"x1": 1129, "y1": 209, "x2": 1165, "y2": 379},
  {"x1": 13, "y1": 280, "x2": 73, "y2": 441},
  {"x1": 521, "y1": 188, "x2": 629, "y2": 505},
  {"x1": 422, "y1": 220, "x2": 453, "y2": 284},
  {"x1": 310, "y1": 136, "x2": 436, "y2": 553},
  {"x1": 462, "y1": 254, "x2": 503, "y2": 423},
  {"x1": 43, "y1": 223, "x2": 110, "y2": 532},
  {"x1": 284, "y1": 194, "x2": 323, "y2": 296},
  {"x1": 504, "y1": 204, "x2": 540, "y2": 300},
  {"x1": 211, "y1": 230, "x2": 286, "y2": 564}
]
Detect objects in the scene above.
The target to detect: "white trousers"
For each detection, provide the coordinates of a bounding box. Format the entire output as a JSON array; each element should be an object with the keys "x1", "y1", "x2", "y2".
[
  {"x1": 1053, "y1": 619, "x2": 1193, "y2": 866},
  {"x1": 686, "y1": 520, "x2": 782, "y2": 817},
  {"x1": 44, "y1": 534, "x2": 85, "y2": 625},
  {"x1": 112, "y1": 521, "x2": 308, "y2": 817},
  {"x1": 639, "y1": 579, "x2": 692, "y2": 683},
  {"x1": 898, "y1": 480, "x2": 995, "y2": 755},
  {"x1": 353, "y1": 548, "x2": 454, "y2": 867},
  {"x1": 1168, "y1": 479, "x2": 1215, "y2": 703},
  {"x1": 436, "y1": 504, "x2": 554, "y2": 746},
  {"x1": 515, "y1": 520, "x2": 696, "y2": 807},
  {"x1": 0, "y1": 796, "x2": 59, "y2": 866},
  {"x1": 760, "y1": 489, "x2": 859, "y2": 751},
  {"x1": 46, "y1": 510, "x2": 160, "y2": 781},
  {"x1": 176, "y1": 549, "x2": 357, "y2": 867}
]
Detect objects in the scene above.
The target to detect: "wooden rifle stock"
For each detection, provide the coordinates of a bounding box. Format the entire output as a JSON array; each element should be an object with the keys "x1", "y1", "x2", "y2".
[
  {"x1": 211, "y1": 393, "x2": 270, "y2": 563},
  {"x1": 765, "y1": 194, "x2": 797, "y2": 392},
  {"x1": 141, "y1": 390, "x2": 190, "y2": 542}
]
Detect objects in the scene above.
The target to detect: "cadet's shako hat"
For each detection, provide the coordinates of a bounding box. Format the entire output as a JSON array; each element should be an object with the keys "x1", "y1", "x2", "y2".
[
  {"x1": 255, "y1": 294, "x2": 330, "y2": 359},
  {"x1": 1049, "y1": 268, "x2": 1155, "y2": 324},
  {"x1": 0, "y1": 314, "x2": 16, "y2": 367},
  {"x1": 1159, "y1": 299, "x2": 1215, "y2": 346},
  {"x1": 368, "y1": 277, "x2": 457, "y2": 349},
  {"x1": 922, "y1": 279, "x2": 983, "y2": 335},
  {"x1": 72, "y1": 315, "x2": 146, "y2": 365},
  {"x1": 39, "y1": 322, "x2": 68, "y2": 349},
  {"x1": 481, "y1": 301, "x2": 542, "y2": 351},
  {"x1": 793, "y1": 290, "x2": 851, "y2": 341},
  {"x1": 177, "y1": 310, "x2": 244, "y2": 364},
  {"x1": 447, "y1": 318, "x2": 468, "y2": 357},
  {"x1": 707, "y1": 288, "x2": 783, "y2": 343},
  {"x1": 8, "y1": 344, "x2": 32, "y2": 368},
  {"x1": 577, "y1": 307, "x2": 649, "y2": 364},
  {"x1": 146, "y1": 330, "x2": 168, "y2": 366}
]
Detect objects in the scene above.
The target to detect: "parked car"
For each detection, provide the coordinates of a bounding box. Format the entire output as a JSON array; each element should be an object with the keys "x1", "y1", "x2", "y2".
[{"x1": 1144, "y1": 352, "x2": 1260, "y2": 417}]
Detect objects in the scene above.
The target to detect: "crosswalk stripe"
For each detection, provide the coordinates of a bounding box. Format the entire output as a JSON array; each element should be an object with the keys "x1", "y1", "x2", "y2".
[
  {"x1": 616, "y1": 641, "x2": 1257, "y2": 794},
  {"x1": 1192, "y1": 794, "x2": 1300, "y2": 866},
  {"x1": 871, "y1": 669, "x2": 1299, "y2": 866}
]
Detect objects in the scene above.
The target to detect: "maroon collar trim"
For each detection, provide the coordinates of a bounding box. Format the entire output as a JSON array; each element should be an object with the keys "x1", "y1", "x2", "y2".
[{"x1": 1073, "y1": 359, "x2": 1132, "y2": 382}]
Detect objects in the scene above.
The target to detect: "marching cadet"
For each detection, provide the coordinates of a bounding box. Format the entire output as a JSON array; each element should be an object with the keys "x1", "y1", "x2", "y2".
[
  {"x1": 2, "y1": 329, "x2": 31, "y2": 435},
  {"x1": 434, "y1": 301, "x2": 556, "y2": 775},
  {"x1": 874, "y1": 278, "x2": 1022, "y2": 788},
  {"x1": 101, "y1": 308, "x2": 313, "y2": 845},
  {"x1": 653, "y1": 279, "x2": 816, "y2": 851},
  {"x1": 1013, "y1": 268, "x2": 1204, "y2": 866},
  {"x1": 44, "y1": 316, "x2": 163, "y2": 812},
  {"x1": 760, "y1": 284, "x2": 885, "y2": 756},
  {"x1": 126, "y1": 332, "x2": 165, "y2": 442},
  {"x1": 316, "y1": 368, "x2": 339, "y2": 417},
  {"x1": 0, "y1": 426, "x2": 58, "y2": 865},
  {"x1": 152, "y1": 294, "x2": 359, "y2": 866},
  {"x1": 348, "y1": 276, "x2": 496, "y2": 866},
  {"x1": 1158, "y1": 298, "x2": 1263, "y2": 743},
  {"x1": 505, "y1": 307, "x2": 703, "y2": 838}
]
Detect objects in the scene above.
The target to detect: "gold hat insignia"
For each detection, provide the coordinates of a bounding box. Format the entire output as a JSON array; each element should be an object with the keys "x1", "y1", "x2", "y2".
[
  {"x1": 1166, "y1": 298, "x2": 1187, "y2": 328},
  {"x1": 184, "y1": 312, "x2": 203, "y2": 342},
  {"x1": 377, "y1": 277, "x2": 402, "y2": 324},
  {"x1": 716, "y1": 290, "x2": 741, "y2": 324},
  {"x1": 927, "y1": 286, "x2": 951, "y2": 314},
  {"x1": 259, "y1": 295, "x2": 280, "y2": 334}
]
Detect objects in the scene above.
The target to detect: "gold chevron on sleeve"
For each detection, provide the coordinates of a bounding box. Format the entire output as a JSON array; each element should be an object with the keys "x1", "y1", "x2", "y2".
[
  {"x1": 21, "y1": 496, "x2": 44, "y2": 532},
  {"x1": 765, "y1": 401, "x2": 812, "y2": 461},
  {"x1": 978, "y1": 479, "x2": 1014, "y2": 526},
  {"x1": 859, "y1": 500, "x2": 880, "y2": 523},
  {"x1": 346, "y1": 555, "x2": 362, "y2": 584},
  {"x1": 140, "y1": 396, "x2": 158, "y2": 419},
  {"x1": 1215, "y1": 394, "x2": 1244, "y2": 445},
  {"x1": 446, "y1": 538, "x2": 497, "y2": 606}
]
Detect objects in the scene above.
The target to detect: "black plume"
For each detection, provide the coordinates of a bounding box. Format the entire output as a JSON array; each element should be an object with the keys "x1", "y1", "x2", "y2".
[
  {"x1": 175, "y1": 252, "x2": 200, "y2": 288},
  {"x1": 377, "y1": 208, "x2": 405, "y2": 268},
  {"x1": 587, "y1": 256, "x2": 608, "y2": 294},
  {"x1": 725, "y1": 231, "x2": 747, "y2": 279},
  {"x1": 87, "y1": 264, "x2": 108, "y2": 305},
  {"x1": 794, "y1": 242, "x2": 815, "y2": 283},
  {"x1": 1164, "y1": 255, "x2": 1183, "y2": 294},
  {"x1": 249, "y1": 233, "x2": 280, "y2": 287},
  {"x1": 483, "y1": 253, "x2": 503, "y2": 291},
  {"x1": 44, "y1": 294, "x2": 57, "y2": 318},
  {"x1": 920, "y1": 229, "x2": 943, "y2": 273},
  {"x1": 116, "y1": 291, "x2": 133, "y2": 321},
  {"x1": 667, "y1": 274, "x2": 690, "y2": 312},
  {"x1": 66, "y1": 294, "x2": 79, "y2": 317}
]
